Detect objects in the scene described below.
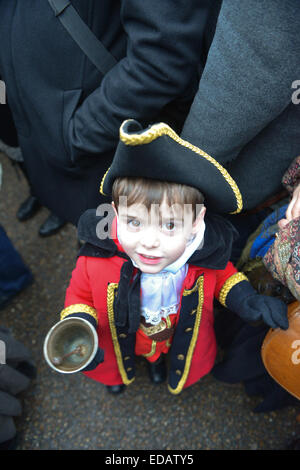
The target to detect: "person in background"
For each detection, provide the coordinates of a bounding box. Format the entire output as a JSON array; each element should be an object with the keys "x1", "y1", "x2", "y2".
[
  {"x1": 0, "y1": 0, "x2": 213, "y2": 226},
  {"x1": 0, "y1": 326, "x2": 36, "y2": 450},
  {"x1": 181, "y1": 0, "x2": 300, "y2": 261},
  {"x1": 0, "y1": 162, "x2": 33, "y2": 308},
  {"x1": 0, "y1": 101, "x2": 65, "y2": 236},
  {"x1": 278, "y1": 156, "x2": 300, "y2": 230},
  {"x1": 0, "y1": 162, "x2": 35, "y2": 450}
]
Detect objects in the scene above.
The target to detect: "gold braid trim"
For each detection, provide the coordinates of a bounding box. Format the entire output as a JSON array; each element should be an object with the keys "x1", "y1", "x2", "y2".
[
  {"x1": 168, "y1": 276, "x2": 204, "y2": 395},
  {"x1": 117, "y1": 121, "x2": 242, "y2": 214},
  {"x1": 60, "y1": 304, "x2": 98, "y2": 323},
  {"x1": 182, "y1": 276, "x2": 203, "y2": 296},
  {"x1": 143, "y1": 341, "x2": 157, "y2": 358},
  {"x1": 107, "y1": 283, "x2": 135, "y2": 385},
  {"x1": 218, "y1": 272, "x2": 249, "y2": 307},
  {"x1": 99, "y1": 120, "x2": 243, "y2": 214}
]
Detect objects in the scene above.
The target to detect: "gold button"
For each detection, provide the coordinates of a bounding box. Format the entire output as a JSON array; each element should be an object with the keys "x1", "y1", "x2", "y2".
[
  {"x1": 176, "y1": 370, "x2": 182, "y2": 376},
  {"x1": 177, "y1": 354, "x2": 185, "y2": 361},
  {"x1": 185, "y1": 327, "x2": 192, "y2": 333},
  {"x1": 119, "y1": 333, "x2": 127, "y2": 338},
  {"x1": 126, "y1": 367, "x2": 132, "y2": 372},
  {"x1": 124, "y1": 356, "x2": 130, "y2": 361},
  {"x1": 190, "y1": 309, "x2": 197, "y2": 316}
]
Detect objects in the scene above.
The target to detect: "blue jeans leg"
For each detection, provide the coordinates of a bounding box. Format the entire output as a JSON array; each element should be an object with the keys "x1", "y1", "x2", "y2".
[{"x1": 0, "y1": 225, "x2": 33, "y2": 308}]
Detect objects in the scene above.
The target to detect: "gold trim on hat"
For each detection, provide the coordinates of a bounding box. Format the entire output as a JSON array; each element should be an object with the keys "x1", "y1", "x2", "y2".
[
  {"x1": 218, "y1": 272, "x2": 249, "y2": 307},
  {"x1": 100, "y1": 120, "x2": 243, "y2": 214},
  {"x1": 60, "y1": 304, "x2": 98, "y2": 323},
  {"x1": 99, "y1": 166, "x2": 111, "y2": 196}
]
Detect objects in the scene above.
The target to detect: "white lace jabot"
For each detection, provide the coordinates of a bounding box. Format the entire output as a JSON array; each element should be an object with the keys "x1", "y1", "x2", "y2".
[{"x1": 140, "y1": 266, "x2": 188, "y2": 325}]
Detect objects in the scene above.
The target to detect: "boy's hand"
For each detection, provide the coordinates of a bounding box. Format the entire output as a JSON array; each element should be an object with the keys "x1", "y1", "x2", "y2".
[
  {"x1": 225, "y1": 280, "x2": 289, "y2": 330},
  {"x1": 237, "y1": 294, "x2": 289, "y2": 330},
  {"x1": 81, "y1": 347, "x2": 104, "y2": 372},
  {"x1": 63, "y1": 312, "x2": 104, "y2": 371}
]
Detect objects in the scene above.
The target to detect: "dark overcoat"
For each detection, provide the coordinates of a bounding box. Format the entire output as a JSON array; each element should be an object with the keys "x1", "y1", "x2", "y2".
[{"x1": 0, "y1": 0, "x2": 211, "y2": 224}]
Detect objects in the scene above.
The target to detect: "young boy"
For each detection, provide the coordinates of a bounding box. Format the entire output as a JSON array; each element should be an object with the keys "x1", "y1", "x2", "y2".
[{"x1": 59, "y1": 119, "x2": 288, "y2": 395}]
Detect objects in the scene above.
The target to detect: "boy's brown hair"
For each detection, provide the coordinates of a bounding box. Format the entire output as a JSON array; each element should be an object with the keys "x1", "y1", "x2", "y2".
[{"x1": 112, "y1": 177, "x2": 204, "y2": 220}]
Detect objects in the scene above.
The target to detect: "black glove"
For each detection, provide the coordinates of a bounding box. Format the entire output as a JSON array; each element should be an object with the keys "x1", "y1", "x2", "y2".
[
  {"x1": 225, "y1": 281, "x2": 289, "y2": 330},
  {"x1": 66, "y1": 313, "x2": 104, "y2": 371}
]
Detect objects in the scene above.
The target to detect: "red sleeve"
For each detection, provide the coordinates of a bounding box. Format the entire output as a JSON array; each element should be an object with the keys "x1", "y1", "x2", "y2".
[
  {"x1": 214, "y1": 261, "x2": 238, "y2": 299},
  {"x1": 64, "y1": 256, "x2": 94, "y2": 309}
]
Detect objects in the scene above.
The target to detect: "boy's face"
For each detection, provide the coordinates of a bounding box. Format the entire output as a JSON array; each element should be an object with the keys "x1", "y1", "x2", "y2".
[{"x1": 112, "y1": 198, "x2": 205, "y2": 274}]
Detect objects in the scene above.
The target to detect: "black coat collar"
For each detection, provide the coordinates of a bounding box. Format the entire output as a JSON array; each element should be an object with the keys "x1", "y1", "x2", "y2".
[{"x1": 77, "y1": 209, "x2": 238, "y2": 270}]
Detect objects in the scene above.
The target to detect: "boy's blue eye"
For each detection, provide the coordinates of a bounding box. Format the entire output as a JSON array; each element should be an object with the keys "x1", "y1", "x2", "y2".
[
  {"x1": 163, "y1": 221, "x2": 175, "y2": 231},
  {"x1": 128, "y1": 218, "x2": 140, "y2": 228}
]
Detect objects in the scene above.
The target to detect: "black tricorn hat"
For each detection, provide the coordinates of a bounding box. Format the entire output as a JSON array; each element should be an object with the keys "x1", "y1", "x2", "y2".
[{"x1": 100, "y1": 120, "x2": 243, "y2": 214}]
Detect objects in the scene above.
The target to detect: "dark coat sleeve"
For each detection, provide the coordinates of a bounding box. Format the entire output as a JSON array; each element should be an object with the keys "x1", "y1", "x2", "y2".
[
  {"x1": 68, "y1": 0, "x2": 211, "y2": 159},
  {"x1": 181, "y1": 0, "x2": 300, "y2": 164}
]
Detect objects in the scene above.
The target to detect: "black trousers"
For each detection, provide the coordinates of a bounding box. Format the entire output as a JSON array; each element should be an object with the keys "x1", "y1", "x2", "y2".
[
  {"x1": 0, "y1": 103, "x2": 18, "y2": 147},
  {"x1": 0, "y1": 103, "x2": 37, "y2": 198}
]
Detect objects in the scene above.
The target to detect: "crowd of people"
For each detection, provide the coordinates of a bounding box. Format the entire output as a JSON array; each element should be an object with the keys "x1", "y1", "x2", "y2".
[{"x1": 0, "y1": 0, "x2": 299, "y2": 450}]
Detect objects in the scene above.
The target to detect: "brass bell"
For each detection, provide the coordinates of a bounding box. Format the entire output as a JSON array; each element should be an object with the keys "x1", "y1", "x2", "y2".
[{"x1": 43, "y1": 317, "x2": 98, "y2": 374}]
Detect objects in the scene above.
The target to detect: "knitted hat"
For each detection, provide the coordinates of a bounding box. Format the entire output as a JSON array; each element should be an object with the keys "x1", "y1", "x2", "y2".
[{"x1": 100, "y1": 120, "x2": 243, "y2": 214}]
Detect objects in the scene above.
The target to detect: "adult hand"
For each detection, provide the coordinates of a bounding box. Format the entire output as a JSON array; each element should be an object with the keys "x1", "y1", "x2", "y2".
[{"x1": 278, "y1": 183, "x2": 300, "y2": 229}]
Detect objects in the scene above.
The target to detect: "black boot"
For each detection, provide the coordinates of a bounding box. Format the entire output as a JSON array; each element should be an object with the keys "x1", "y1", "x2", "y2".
[
  {"x1": 147, "y1": 355, "x2": 167, "y2": 384},
  {"x1": 17, "y1": 195, "x2": 41, "y2": 221},
  {"x1": 38, "y1": 213, "x2": 66, "y2": 237},
  {"x1": 106, "y1": 384, "x2": 126, "y2": 394}
]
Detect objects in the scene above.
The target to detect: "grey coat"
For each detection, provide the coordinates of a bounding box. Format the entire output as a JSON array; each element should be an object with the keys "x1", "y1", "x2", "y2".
[
  {"x1": 182, "y1": 0, "x2": 300, "y2": 211},
  {"x1": 0, "y1": 171, "x2": 34, "y2": 445},
  {"x1": 0, "y1": 326, "x2": 34, "y2": 445}
]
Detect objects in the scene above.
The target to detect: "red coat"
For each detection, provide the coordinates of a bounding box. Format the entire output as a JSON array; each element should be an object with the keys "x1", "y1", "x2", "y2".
[{"x1": 62, "y1": 217, "x2": 239, "y2": 394}]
